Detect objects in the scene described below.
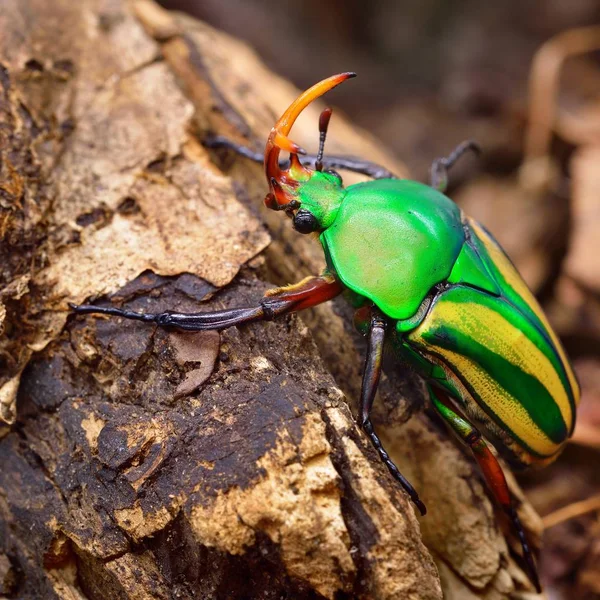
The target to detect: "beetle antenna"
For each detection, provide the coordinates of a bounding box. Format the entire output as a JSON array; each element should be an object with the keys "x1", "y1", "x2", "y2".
[{"x1": 315, "y1": 108, "x2": 332, "y2": 172}]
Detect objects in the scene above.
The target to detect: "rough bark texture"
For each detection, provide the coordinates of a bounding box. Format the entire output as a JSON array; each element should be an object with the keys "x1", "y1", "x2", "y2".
[{"x1": 0, "y1": 1, "x2": 544, "y2": 598}]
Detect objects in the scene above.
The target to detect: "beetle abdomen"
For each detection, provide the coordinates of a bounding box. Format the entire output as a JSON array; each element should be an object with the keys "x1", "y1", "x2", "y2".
[{"x1": 405, "y1": 219, "x2": 579, "y2": 468}]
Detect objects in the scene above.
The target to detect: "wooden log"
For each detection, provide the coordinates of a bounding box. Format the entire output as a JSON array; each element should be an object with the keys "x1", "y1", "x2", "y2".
[{"x1": 0, "y1": 1, "x2": 542, "y2": 598}]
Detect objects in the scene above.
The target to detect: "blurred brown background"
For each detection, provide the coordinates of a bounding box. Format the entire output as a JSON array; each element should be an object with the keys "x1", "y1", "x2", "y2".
[{"x1": 161, "y1": 1, "x2": 600, "y2": 598}]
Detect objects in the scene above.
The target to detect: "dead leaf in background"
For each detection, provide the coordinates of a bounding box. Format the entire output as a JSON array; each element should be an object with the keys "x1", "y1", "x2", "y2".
[
  {"x1": 565, "y1": 146, "x2": 600, "y2": 293},
  {"x1": 571, "y1": 358, "x2": 600, "y2": 449},
  {"x1": 454, "y1": 177, "x2": 565, "y2": 291}
]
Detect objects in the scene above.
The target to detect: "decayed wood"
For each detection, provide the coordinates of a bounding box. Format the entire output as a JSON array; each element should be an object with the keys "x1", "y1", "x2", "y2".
[{"x1": 0, "y1": 0, "x2": 542, "y2": 598}]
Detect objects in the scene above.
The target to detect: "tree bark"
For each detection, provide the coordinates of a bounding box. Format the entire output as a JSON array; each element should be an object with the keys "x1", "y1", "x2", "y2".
[{"x1": 0, "y1": 1, "x2": 543, "y2": 598}]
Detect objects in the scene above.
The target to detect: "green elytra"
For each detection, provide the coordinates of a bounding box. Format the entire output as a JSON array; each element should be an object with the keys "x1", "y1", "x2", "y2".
[{"x1": 73, "y1": 73, "x2": 580, "y2": 593}]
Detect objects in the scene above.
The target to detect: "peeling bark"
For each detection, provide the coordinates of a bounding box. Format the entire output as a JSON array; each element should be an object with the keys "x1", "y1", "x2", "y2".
[{"x1": 0, "y1": 1, "x2": 543, "y2": 598}]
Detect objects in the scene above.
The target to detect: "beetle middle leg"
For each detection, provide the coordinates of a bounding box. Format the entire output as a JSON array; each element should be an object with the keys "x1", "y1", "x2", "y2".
[
  {"x1": 430, "y1": 140, "x2": 481, "y2": 192},
  {"x1": 357, "y1": 305, "x2": 427, "y2": 516},
  {"x1": 428, "y1": 385, "x2": 542, "y2": 593},
  {"x1": 70, "y1": 272, "x2": 343, "y2": 331}
]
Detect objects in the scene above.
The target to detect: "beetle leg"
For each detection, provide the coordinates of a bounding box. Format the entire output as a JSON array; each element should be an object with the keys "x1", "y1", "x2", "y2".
[
  {"x1": 429, "y1": 140, "x2": 481, "y2": 192},
  {"x1": 315, "y1": 156, "x2": 397, "y2": 180},
  {"x1": 204, "y1": 135, "x2": 398, "y2": 180},
  {"x1": 70, "y1": 273, "x2": 343, "y2": 332},
  {"x1": 358, "y1": 307, "x2": 427, "y2": 515},
  {"x1": 429, "y1": 385, "x2": 542, "y2": 593}
]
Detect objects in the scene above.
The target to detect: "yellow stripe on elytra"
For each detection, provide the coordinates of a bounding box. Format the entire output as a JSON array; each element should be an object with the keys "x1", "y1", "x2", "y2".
[
  {"x1": 409, "y1": 331, "x2": 561, "y2": 458},
  {"x1": 424, "y1": 353, "x2": 552, "y2": 466},
  {"x1": 468, "y1": 218, "x2": 580, "y2": 407},
  {"x1": 423, "y1": 297, "x2": 573, "y2": 436}
]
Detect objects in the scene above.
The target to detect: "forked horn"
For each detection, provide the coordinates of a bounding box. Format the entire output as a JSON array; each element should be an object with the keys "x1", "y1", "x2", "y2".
[{"x1": 264, "y1": 72, "x2": 356, "y2": 209}]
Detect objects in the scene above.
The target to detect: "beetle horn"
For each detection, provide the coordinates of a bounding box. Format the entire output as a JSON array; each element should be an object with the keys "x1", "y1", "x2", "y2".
[{"x1": 264, "y1": 72, "x2": 356, "y2": 209}]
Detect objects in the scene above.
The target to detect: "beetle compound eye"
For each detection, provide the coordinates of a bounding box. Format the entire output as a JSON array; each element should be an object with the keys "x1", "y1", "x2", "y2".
[
  {"x1": 293, "y1": 209, "x2": 319, "y2": 234},
  {"x1": 325, "y1": 169, "x2": 343, "y2": 185}
]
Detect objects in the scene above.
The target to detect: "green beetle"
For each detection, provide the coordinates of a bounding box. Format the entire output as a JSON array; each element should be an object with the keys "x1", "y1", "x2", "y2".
[{"x1": 72, "y1": 73, "x2": 579, "y2": 592}]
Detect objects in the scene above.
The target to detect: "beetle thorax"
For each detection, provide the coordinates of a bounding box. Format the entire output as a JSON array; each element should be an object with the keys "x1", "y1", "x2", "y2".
[{"x1": 320, "y1": 179, "x2": 465, "y2": 320}]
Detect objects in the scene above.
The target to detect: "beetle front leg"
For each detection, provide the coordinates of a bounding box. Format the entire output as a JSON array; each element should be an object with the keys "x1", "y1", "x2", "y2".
[
  {"x1": 204, "y1": 135, "x2": 398, "y2": 180},
  {"x1": 70, "y1": 273, "x2": 344, "y2": 331},
  {"x1": 429, "y1": 385, "x2": 542, "y2": 593},
  {"x1": 358, "y1": 306, "x2": 427, "y2": 516},
  {"x1": 429, "y1": 140, "x2": 481, "y2": 192}
]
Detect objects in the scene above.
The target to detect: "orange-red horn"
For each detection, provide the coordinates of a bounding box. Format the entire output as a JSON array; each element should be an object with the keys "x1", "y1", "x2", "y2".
[{"x1": 264, "y1": 72, "x2": 356, "y2": 209}]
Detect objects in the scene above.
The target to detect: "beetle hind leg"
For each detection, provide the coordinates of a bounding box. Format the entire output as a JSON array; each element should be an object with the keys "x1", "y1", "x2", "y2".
[
  {"x1": 428, "y1": 385, "x2": 542, "y2": 593},
  {"x1": 358, "y1": 306, "x2": 427, "y2": 516}
]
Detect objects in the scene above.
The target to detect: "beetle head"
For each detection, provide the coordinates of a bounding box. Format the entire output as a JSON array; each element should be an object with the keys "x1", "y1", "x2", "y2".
[{"x1": 264, "y1": 72, "x2": 355, "y2": 233}]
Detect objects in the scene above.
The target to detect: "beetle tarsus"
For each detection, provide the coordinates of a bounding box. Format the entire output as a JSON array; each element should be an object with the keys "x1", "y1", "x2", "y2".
[
  {"x1": 430, "y1": 139, "x2": 481, "y2": 192},
  {"x1": 362, "y1": 419, "x2": 427, "y2": 516},
  {"x1": 429, "y1": 386, "x2": 542, "y2": 592},
  {"x1": 69, "y1": 303, "x2": 157, "y2": 323},
  {"x1": 506, "y1": 506, "x2": 542, "y2": 593}
]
